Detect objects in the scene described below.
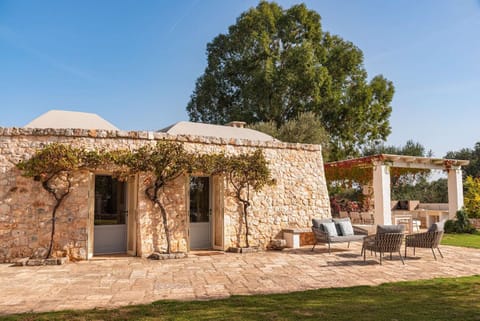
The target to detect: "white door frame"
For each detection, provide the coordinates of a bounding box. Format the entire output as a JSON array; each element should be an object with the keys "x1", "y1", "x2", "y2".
[
  {"x1": 126, "y1": 175, "x2": 138, "y2": 256},
  {"x1": 188, "y1": 176, "x2": 212, "y2": 250},
  {"x1": 211, "y1": 175, "x2": 224, "y2": 250},
  {"x1": 88, "y1": 173, "x2": 137, "y2": 257}
]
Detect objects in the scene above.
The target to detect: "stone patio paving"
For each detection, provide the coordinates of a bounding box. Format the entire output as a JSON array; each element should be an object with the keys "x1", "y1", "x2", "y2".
[{"x1": 1, "y1": 243, "x2": 480, "y2": 315}]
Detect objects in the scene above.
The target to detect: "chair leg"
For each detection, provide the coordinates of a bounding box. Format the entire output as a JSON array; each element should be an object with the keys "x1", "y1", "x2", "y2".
[
  {"x1": 437, "y1": 247, "x2": 444, "y2": 258},
  {"x1": 379, "y1": 251, "x2": 383, "y2": 265},
  {"x1": 413, "y1": 247, "x2": 416, "y2": 256},
  {"x1": 404, "y1": 245, "x2": 407, "y2": 258},
  {"x1": 399, "y1": 251, "x2": 405, "y2": 265},
  {"x1": 431, "y1": 247, "x2": 437, "y2": 260},
  {"x1": 328, "y1": 243, "x2": 331, "y2": 254},
  {"x1": 390, "y1": 252, "x2": 393, "y2": 260},
  {"x1": 364, "y1": 248, "x2": 366, "y2": 261},
  {"x1": 311, "y1": 242, "x2": 316, "y2": 251},
  {"x1": 347, "y1": 241, "x2": 350, "y2": 248}
]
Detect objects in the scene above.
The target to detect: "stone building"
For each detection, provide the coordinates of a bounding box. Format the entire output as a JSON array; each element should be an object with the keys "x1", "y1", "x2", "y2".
[{"x1": 0, "y1": 111, "x2": 330, "y2": 262}]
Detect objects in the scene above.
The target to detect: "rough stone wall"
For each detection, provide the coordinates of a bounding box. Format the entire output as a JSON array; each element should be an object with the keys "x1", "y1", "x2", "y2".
[
  {"x1": 222, "y1": 147, "x2": 329, "y2": 249},
  {"x1": 0, "y1": 127, "x2": 330, "y2": 262},
  {"x1": 136, "y1": 174, "x2": 188, "y2": 254}
]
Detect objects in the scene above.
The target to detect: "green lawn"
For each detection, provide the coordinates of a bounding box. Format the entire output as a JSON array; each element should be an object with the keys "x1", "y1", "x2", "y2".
[
  {"x1": 2, "y1": 276, "x2": 480, "y2": 321},
  {"x1": 442, "y1": 233, "x2": 480, "y2": 249}
]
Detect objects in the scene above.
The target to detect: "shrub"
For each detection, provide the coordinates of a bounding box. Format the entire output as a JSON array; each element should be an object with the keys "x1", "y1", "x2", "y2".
[
  {"x1": 464, "y1": 176, "x2": 480, "y2": 218},
  {"x1": 444, "y1": 209, "x2": 477, "y2": 234}
]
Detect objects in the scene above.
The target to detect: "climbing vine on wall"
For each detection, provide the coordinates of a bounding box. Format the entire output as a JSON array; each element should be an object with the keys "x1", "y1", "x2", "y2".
[
  {"x1": 16, "y1": 143, "x2": 107, "y2": 258},
  {"x1": 223, "y1": 149, "x2": 274, "y2": 248},
  {"x1": 17, "y1": 141, "x2": 274, "y2": 257}
]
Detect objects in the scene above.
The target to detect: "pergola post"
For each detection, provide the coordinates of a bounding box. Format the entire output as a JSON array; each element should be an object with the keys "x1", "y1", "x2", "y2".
[
  {"x1": 447, "y1": 168, "x2": 464, "y2": 219},
  {"x1": 373, "y1": 163, "x2": 392, "y2": 225}
]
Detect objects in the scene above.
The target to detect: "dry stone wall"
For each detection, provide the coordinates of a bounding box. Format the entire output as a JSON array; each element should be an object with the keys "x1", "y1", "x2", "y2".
[{"x1": 0, "y1": 127, "x2": 331, "y2": 262}]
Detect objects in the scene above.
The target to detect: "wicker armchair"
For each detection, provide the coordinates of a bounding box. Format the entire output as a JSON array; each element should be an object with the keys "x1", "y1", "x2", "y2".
[
  {"x1": 362, "y1": 225, "x2": 405, "y2": 265},
  {"x1": 404, "y1": 230, "x2": 444, "y2": 260},
  {"x1": 405, "y1": 220, "x2": 446, "y2": 260}
]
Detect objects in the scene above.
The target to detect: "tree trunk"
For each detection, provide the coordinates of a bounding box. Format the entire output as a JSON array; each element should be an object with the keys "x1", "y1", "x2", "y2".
[
  {"x1": 157, "y1": 201, "x2": 171, "y2": 253},
  {"x1": 43, "y1": 175, "x2": 71, "y2": 259},
  {"x1": 146, "y1": 184, "x2": 172, "y2": 254},
  {"x1": 46, "y1": 199, "x2": 61, "y2": 258},
  {"x1": 243, "y1": 202, "x2": 250, "y2": 248}
]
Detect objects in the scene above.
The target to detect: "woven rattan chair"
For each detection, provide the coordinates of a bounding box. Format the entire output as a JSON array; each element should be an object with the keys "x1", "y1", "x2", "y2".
[
  {"x1": 362, "y1": 225, "x2": 405, "y2": 265},
  {"x1": 404, "y1": 230, "x2": 444, "y2": 260},
  {"x1": 362, "y1": 233, "x2": 405, "y2": 264}
]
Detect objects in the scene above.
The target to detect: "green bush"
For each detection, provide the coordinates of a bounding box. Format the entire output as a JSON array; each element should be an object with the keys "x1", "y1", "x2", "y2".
[
  {"x1": 464, "y1": 176, "x2": 480, "y2": 218},
  {"x1": 444, "y1": 209, "x2": 477, "y2": 234}
]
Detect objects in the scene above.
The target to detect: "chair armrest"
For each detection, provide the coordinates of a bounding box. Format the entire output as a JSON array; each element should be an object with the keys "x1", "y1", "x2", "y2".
[
  {"x1": 362, "y1": 234, "x2": 377, "y2": 243},
  {"x1": 353, "y1": 226, "x2": 369, "y2": 236},
  {"x1": 406, "y1": 231, "x2": 444, "y2": 246},
  {"x1": 405, "y1": 232, "x2": 429, "y2": 242},
  {"x1": 312, "y1": 226, "x2": 330, "y2": 242},
  {"x1": 362, "y1": 234, "x2": 377, "y2": 250}
]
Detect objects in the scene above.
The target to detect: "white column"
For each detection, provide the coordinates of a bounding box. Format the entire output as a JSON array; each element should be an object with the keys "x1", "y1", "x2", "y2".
[
  {"x1": 373, "y1": 163, "x2": 392, "y2": 225},
  {"x1": 447, "y1": 168, "x2": 464, "y2": 219}
]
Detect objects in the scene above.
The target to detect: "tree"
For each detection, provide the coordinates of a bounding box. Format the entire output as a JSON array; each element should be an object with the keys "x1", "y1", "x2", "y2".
[
  {"x1": 362, "y1": 139, "x2": 433, "y2": 192},
  {"x1": 249, "y1": 112, "x2": 330, "y2": 159},
  {"x1": 17, "y1": 142, "x2": 275, "y2": 257},
  {"x1": 248, "y1": 121, "x2": 279, "y2": 140},
  {"x1": 187, "y1": 1, "x2": 394, "y2": 161},
  {"x1": 362, "y1": 139, "x2": 433, "y2": 157},
  {"x1": 224, "y1": 150, "x2": 273, "y2": 248},
  {"x1": 16, "y1": 144, "x2": 104, "y2": 258},
  {"x1": 445, "y1": 142, "x2": 480, "y2": 178},
  {"x1": 392, "y1": 178, "x2": 448, "y2": 203},
  {"x1": 116, "y1": 141, "x2": 192, "y2": 254}
]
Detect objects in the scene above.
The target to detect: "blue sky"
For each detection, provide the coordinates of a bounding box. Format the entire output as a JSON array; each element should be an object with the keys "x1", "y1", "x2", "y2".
[{"x1": 1, "y1": 0, "x2": 479, "y2": 157}]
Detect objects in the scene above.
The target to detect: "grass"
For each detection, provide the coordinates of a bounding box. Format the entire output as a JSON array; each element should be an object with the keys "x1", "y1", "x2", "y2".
[
  {"x1": 442, "y1": 233, "x2": 480, "y2": 249},
  {"x1": 2, "y1": 276, "x2": 480, "y2": 321}
]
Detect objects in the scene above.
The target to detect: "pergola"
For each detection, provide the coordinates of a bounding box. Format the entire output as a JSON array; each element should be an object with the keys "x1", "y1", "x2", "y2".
[{"x1": 324, "y1": 154, "x2": 470, "y2": 225}]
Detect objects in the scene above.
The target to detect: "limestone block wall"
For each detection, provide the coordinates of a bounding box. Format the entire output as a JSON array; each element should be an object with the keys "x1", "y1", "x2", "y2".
[
  {"x1": 221, "y1": 147, "x2": 329, "y2": 249},
  {"x1": 0, "y1": 127, "x2": 330, "y2": 262},
  {"x1": 135, "y1": 174, "x2": 189, "y2": 254}
]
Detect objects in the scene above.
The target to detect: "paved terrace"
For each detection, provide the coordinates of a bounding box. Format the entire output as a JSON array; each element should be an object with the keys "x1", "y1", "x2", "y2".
[{"x1": 1, "y1": 244, "x2": 480, "y2": 314}]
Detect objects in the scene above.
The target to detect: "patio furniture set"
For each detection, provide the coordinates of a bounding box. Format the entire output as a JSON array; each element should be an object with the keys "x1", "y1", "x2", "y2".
[{"x1": 311, "y1": 218, "x2": 445, "y2": 265}]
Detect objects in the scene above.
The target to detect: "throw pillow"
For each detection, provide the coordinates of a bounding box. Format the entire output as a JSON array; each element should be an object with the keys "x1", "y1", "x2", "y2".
[
  {"x1": 377, "y1": 224, "x2": 405, "y2": 234},
  {"x1": 337, "y1": 221, "x2": 354, "y2": 236},
  {"x1": 312, "y1": 218, "x2": 332, "y2": 229},
  {"x1": 333, "y1": 218, "x2": 351, "y2": 235},
  {"x1": 321, "y1": 222, "x2": 338, "y2": 237},
  {"x1": 428, "y1": 219, "x2": 446, "y2": 232}
]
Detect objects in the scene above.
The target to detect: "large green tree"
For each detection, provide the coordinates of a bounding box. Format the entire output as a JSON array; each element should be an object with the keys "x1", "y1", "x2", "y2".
[{"x1": 187, "y1": 1, "x2": 394, "y2": 160}]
